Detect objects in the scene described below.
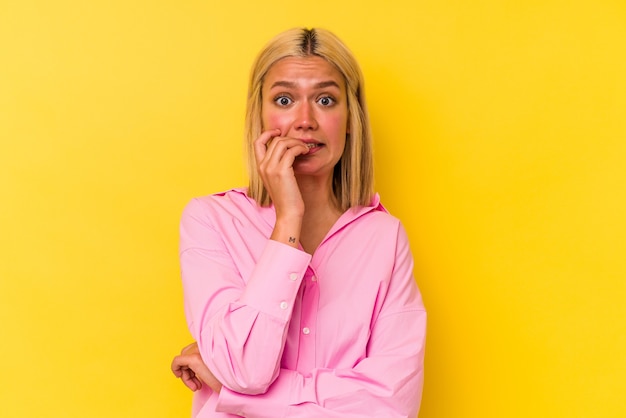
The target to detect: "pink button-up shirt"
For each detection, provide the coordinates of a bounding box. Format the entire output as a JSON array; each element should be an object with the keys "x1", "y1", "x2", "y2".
[{"x1": 180, "y1": 189, "x2": 426, "y2": 417}]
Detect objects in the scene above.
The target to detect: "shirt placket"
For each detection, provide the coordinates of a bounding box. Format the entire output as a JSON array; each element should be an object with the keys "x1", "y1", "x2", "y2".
[{"x1": 295, "y1": 265, "x2": 319, "y2": 373}]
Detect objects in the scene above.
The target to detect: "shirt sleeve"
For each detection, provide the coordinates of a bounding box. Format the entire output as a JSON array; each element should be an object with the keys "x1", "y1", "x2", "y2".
[
  {"x1": 214, "y1": 222, "x2": 427, "y2": 417},
  {"x1": 180, "y1": 198, "x2": 312, "y2": 395}
]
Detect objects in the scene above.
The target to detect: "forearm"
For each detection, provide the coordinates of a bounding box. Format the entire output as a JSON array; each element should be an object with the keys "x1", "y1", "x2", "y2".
[
  {"x1": 216, "y1": 309, "x2": 426, "y2": 418},
  {"x1": 217, "y1": 369, "x2": 420, "y2": 418},
  {"x1": 196, "y1": 304, "x2": 293, "y2": 394},
  {"x1": 183, "y1": 239, "x2": 311, "y2": 394}
]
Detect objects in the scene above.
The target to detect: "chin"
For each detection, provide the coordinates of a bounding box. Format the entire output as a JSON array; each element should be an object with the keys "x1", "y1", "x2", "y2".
[{"x1": 293, "y1": 165, "x2": 332, "y2": 178}]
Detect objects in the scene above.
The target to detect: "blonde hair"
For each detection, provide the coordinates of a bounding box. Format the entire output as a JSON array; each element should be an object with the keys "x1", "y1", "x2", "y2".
[{"x1": 245, "y1": 28, "x2": 374, "y2": 211}]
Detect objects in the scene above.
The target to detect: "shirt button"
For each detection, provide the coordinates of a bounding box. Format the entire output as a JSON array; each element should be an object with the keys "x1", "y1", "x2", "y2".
[
  {"x1": 289, "y1": 273, "x2": 298, "y2": 281},
  {"x1": 280, "y1": 301, "x2": 288, "y2": 310},
  {"x1": 302, "y1": 327, "x2": 310, "y2": 335},
  {"x1": 311, "y1": 276, "x2": 317, "y2": 282}
]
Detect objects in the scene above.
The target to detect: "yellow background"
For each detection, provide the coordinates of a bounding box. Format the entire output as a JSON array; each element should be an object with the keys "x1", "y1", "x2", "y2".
[{"x1": 1, "y1": 0, "x2": 624, "y2": 417}]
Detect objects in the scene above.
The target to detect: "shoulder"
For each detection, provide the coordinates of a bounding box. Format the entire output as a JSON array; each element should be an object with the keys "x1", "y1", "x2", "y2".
[
  {"x1": 338, "y1": 194, "x2": 408, "y2": 247},
  {"x1": 180, "y1": 188, "x2": 266, "y2": 246},
  {"x1": 180, "y1": 188, "x2": 269, "y2": 234},
  {"x1": 183, "y1": 188, "x2": 257, "y2": 217},
  {"x1": 354, "y1": 193, "x2": 403, "y2": 230}
]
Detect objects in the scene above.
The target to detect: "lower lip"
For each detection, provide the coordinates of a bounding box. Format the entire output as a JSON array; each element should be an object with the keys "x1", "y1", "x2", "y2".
[{"x1": 304, "y1": 144, "x2": 323, "y2": 155}]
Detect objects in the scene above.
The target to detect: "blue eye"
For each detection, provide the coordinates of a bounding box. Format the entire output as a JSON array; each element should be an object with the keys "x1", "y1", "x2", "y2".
[
  {"x1": 318, "y1": 96, "x2": 335, "y2": 106},
  {"x1": 275, "y1": 96, "x2": 292, "y2": 106}
]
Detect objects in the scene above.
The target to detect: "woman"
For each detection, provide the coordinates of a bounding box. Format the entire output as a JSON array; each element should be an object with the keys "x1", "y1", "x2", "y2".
[{"x1": 171, "y1": 28, "x2": 426, "y2": 417}]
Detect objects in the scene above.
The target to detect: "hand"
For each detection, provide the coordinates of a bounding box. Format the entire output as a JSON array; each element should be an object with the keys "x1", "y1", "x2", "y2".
[
  {"x1": 171, "y1": 342, "x2": 222, "y2": 393},
  {"x1": 254, "y1": 129, "x2": 309, "y2": 219},
  {"x1": 254, "y1": 129, "x2": 309, "y2": 248}
]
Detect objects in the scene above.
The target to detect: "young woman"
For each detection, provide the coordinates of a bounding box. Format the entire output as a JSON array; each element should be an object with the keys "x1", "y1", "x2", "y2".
[{"x1": 171, "y1": 28, "x2": 426, "y2": 417}]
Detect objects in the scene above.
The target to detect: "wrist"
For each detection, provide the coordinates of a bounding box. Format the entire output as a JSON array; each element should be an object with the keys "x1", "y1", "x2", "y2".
[{"x1": 271, "y1": 215, "x2": 303, "y2": 249}]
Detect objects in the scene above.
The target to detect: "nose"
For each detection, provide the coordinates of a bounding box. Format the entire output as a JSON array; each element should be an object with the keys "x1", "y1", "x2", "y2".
[{"x1": 294, "y1": 101, "x2": 318, "y2": 131}]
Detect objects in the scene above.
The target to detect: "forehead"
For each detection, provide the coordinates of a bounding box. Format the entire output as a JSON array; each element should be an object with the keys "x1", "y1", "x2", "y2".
[{"x1": 263, "y1": 56, "x2": 345, "y2": 89}]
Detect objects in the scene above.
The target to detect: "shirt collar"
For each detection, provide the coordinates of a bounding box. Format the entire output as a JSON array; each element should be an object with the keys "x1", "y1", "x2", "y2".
[{"x1": 224, "y1": 187, "x2": 385, "y2": 234}]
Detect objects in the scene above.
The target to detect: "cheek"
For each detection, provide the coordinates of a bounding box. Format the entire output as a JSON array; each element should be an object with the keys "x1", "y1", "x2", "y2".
[
  {"x1": 326, "y1": 113, "x2": 349, "y2": 135},
  {"x1": 262, "y1": 110, "x2": 290, "y2": 131}
]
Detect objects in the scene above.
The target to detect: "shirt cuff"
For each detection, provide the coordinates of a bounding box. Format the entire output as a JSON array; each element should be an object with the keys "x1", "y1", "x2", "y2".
[{"x1": 239, "y1": 239, "x2": 311, "y2": 322}]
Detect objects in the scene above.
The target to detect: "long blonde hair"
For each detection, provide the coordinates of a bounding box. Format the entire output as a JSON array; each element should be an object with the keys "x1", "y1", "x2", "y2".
[{"x1": 245, "y1": 28, "x2": 374, "y2": 211}]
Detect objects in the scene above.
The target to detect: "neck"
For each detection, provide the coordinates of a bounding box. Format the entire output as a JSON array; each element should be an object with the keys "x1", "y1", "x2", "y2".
[
  {"x1": 296, "y1": 174, "x2": 340, "y2": 218},
  {"x1": 295, "y1": 174, "x2": 343, "y2": 254}
]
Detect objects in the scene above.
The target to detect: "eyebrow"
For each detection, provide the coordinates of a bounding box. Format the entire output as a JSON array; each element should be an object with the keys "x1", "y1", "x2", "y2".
[{"x1": 269, "y1": 80, "x2": 341, "y2": 90}]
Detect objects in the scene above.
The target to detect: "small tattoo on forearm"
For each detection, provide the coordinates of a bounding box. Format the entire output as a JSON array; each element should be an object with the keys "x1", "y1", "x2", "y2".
[{"x1": 289, "y1": 236, "x2": 296, "y2": 243}]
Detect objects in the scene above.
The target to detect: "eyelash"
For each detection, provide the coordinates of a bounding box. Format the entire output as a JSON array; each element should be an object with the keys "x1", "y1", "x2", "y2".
[
  {"x1": 273, "y1": 95, "x2": 336, "y2": 107},
  {"x1": 274, "y1": 95, "x2": 292, "y2": 106}
]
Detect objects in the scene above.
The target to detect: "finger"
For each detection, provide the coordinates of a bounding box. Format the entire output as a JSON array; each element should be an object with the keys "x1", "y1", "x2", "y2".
[
  {"x1": 171, "y1": 354, "x2": 196, "y2": 377},
  {"x1": 172, "y1": 353, "x2": 207, "y2": 393},
  {"x1": 171, "y1": 356, "x2": 183, "y2": 376},
  {"x1": 262, "y1": 136, "x2": 309, "y2": 163},
  {"x1": 254, "y1": 129, "x2": 281, "y2": 165},
  {"x1": 181, "y1": 368, "x2": 202, "y2": 391},
  {"x1": 181, "y1": 342, "x2": 199, "y2": 355},
  {"x1": 262, "y1": 137, "x2": 309, "y2": 171}
]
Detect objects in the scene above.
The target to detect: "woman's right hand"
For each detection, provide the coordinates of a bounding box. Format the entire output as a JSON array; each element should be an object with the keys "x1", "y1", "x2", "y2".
[{"x1": 254, "y1": 129, "x2": 309, "y2": 248}]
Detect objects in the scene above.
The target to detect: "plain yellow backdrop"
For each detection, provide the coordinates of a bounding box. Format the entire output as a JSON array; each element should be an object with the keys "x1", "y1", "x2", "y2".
[{"x1": 1, "y1": 0, "x2": 625, "y2": 417}]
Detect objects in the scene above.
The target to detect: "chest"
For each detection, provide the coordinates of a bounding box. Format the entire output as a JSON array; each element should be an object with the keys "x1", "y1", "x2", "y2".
[{"x1": 299, "y1": 211, "x2": 341, "y2": 255}]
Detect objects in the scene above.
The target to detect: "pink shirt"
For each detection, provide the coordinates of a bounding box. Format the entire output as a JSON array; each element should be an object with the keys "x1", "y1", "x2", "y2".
[{"x1": 180, "y1": 189, "x2": 426, "y2": 417}]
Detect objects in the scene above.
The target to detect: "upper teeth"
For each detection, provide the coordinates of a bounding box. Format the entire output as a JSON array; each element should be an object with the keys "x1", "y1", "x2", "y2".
[{"x1": 307, "y1": 143, "x2": 317, "y2": 148}]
